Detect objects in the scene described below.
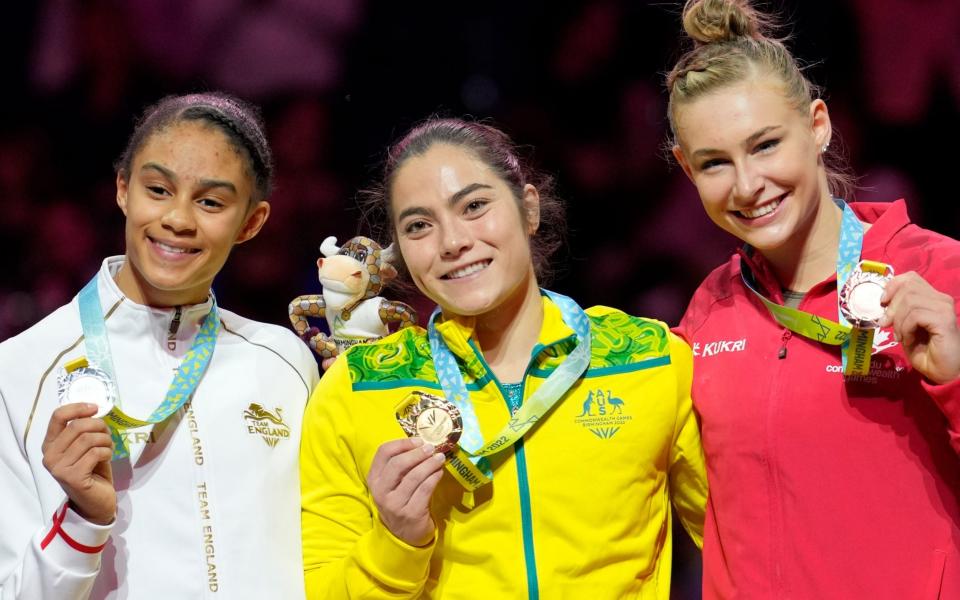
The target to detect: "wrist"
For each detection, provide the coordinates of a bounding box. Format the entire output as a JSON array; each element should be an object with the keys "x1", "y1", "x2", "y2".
[{"x1": 68, "y1": 499, "x2": 116, "y2": 526}]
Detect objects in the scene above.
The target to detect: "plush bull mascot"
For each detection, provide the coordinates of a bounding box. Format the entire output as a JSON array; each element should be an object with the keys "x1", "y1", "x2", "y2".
[{"x1": 289, "y1": 235, "x2": 417, "y2": 359}]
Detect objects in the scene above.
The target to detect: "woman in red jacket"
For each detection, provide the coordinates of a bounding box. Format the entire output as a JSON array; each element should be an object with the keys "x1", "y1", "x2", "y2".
[{"x1": 666, "y1": 0, "x2": 960, "y2": 597}]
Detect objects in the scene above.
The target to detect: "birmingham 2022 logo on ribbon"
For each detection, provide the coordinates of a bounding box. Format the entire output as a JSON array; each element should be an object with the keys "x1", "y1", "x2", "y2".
[{"x1": 574, "y1": 389, "x2": 632, "y2": 439}]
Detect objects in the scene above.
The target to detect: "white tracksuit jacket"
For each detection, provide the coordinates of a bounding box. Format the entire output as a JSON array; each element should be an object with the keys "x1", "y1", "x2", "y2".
[{"x1": 0, "y1": 257, "x2": 319, "y2": 599}]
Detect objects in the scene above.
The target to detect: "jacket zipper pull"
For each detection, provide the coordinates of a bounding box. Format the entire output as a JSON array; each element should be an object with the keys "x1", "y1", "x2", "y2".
[
  {"x1": 778, "y1": 329, "x2": 792, "y2": 359},
  {"x1": 167, "y1": 306, "x2": 183, "y2": 351}
]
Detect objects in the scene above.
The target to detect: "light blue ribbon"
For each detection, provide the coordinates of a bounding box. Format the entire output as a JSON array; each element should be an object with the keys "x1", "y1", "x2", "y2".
[
  {"x1": 428, "y1": 290, "x2": 591, "y2": 477},
  {"x1": 77, "y1": 274, "x2": 219, "y2": 459}
]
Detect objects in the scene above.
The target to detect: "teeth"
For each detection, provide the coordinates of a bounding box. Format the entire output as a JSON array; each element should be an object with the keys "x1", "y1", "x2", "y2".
[
  {"x1": 446, "y1": 261, "x2": 490, "y2": 280},
  {"x1": 155, "y1": 240, "x2": 191, "y2": 254},
  {"x1": 739, "y1": 198, "x2": 782, "y2": 219}
]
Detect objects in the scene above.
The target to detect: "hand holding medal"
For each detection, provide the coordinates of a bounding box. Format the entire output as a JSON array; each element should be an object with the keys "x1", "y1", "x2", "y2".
[
  {"x1": 41, "y1": 402, "x2": 116, "y2": 526},
  {"x1": 879, "y1": 271, "x2": 960, "y2": 384},
  {"x1": 370, "y1": 392, "x2": 460, "y2": 546},
  {"x1": 40, "y1": 356, "x2": 117, "y2": 525},
  {"x1": 365, "y1": 434, "x2": 447, "y2": 547}
]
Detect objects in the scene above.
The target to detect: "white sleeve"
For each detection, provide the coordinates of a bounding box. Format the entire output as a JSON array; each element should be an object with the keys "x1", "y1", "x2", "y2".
[{"x1": 0, "y1": 387, "x2": 112, "y2": 600}]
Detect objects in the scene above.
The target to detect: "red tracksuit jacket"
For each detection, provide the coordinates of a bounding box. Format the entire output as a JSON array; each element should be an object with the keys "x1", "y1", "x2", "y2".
[{"x1": 676, "y1": 200, "x2": 960, "y2": 599}]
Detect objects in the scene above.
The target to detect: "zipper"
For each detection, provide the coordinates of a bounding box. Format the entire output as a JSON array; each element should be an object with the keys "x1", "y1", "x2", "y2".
[
  {"x1": 468, "y1": 340, "x2": 541, "y2": 600},
  {"x1": 168, "y1": 306, "x2": 183, "y2": 351},
  {"x1": 778, "y1": 329, "x2": 792, "y2": 359},
  {"x1": 767, "y1": 332, "x2": 791, "y2": 596}
]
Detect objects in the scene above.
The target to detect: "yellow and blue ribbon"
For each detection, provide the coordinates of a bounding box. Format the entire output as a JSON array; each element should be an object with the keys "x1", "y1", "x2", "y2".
[
  {"x1": 428, "y1": 290, "x2": 590, "y2": 490},
  {"x1": 77, "y1": 276, "x2": 219, "y2": 459},
  {"x1": 740, "y1": 201, "x2": 885, "y2": 376}
]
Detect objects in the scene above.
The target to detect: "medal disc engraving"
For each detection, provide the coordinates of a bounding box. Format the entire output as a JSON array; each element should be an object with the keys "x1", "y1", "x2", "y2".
[
  {"x1": 396, "y1": 391, "x2": 463, "y2": 454},
  {"x1": 839, "y1": 261, "x2": 894, "y2": 329},
  {"x1": 847, "y1": 282, "x2": 885, "y2": 321},
  {"x1": 416, "y1": 407, "x2": 455, "y2": 446},
  {"x1": 58, "y1": 366, "x2": 116, "y2": 418}
]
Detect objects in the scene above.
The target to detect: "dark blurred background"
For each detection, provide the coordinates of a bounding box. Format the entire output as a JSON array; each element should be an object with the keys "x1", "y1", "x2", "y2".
[{"x1": 1, "y1": 1, "x2": 958, "y2": 595}]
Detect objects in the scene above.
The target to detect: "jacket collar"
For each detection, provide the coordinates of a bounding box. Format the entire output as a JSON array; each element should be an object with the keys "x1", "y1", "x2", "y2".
[
  {"x1": 95, "y1": 256, "x2": 216, "y2": 350},
  {"x1": 432, "y1": 293, "x2": 577, "y2": 380}
]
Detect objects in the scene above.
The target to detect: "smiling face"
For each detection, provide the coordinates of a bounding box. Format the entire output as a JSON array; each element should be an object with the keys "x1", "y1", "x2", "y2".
[
  {"x1": 114, "y1": 120, "x2": 270, "y2": 307},
  {"x1": 672, "y1": 78, "x2": 834, "y2": 256},
  {"x1": 390, "y1": 143, "x2": 540, "y2": 319}
]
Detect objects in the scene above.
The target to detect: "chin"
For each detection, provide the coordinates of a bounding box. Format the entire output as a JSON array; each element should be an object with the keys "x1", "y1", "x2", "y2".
[{"x1": 437, "y1": 292, "x2": 499, "y2": 318}]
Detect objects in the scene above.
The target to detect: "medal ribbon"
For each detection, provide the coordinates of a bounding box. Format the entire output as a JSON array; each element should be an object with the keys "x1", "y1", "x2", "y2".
[
  {"x1": 739, "y1": 201, "x2": 882, "y2": 376},
  {"x1": 428, "y1": 290, "x2": 591, "y2": 490},
  {"x1": 78, "y1": 276, "x2": 220, "y2": 460}
]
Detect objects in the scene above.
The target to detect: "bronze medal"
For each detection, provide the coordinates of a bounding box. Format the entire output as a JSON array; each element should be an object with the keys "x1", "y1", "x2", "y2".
[
  {"x1": 839, "y1": 261, "x2": 894, "y2": 329},
  {"x1": 395, "y1": 391, "x2": 463, "y2": 454}
]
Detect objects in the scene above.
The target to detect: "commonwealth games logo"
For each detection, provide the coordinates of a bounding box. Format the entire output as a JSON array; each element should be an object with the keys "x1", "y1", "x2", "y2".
[{"x1": 574, "y1": 389, "x2": 632, "y2": 439}]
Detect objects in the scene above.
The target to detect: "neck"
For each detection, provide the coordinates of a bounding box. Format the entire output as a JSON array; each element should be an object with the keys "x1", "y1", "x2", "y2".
[
  {"x1": 761, "y1": 196, "x2": 845, "y2": 293},
  {"x1": 114, "y1": 260, "x2": 209, "y2": 308},
  {"x1": 473, "y1": 274, "x2": 543, "y2": 383}
]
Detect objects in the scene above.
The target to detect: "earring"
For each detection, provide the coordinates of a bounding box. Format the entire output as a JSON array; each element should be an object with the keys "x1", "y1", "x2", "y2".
[{"x1": 821, "y1": 142, "x2": 830, "y2": 154}]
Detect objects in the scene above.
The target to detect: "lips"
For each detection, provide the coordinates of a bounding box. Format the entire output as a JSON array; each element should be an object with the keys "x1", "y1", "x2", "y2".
[
  {"x1": 736, "y1": 194, "x2": 785, "y2": 219},
  {"x1": 443, "y1": 260, "x2": 491, "y2": 280},
  {"x1": 149, "y1": 236, "x2": 200, "y2": 256}
]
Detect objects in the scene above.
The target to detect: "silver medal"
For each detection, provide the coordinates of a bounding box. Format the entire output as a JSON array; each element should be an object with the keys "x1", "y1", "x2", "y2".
[{"x1": 57, "y1": 366, "x2": 116, "y2": 418}]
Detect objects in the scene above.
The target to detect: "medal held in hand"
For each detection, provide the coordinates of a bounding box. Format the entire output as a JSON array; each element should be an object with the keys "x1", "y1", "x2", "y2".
[
  {"x1": 839, "y1": 260, "x2": 894, "y2": 329},
  {"x1": 57, "y1": 357, "x2": 116, "y2": 418},
  {"x1": 396, "y1": 391, "x2": 463, "y2": 455}
]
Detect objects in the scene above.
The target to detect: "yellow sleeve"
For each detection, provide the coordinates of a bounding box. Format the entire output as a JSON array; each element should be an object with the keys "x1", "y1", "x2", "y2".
[
  {"x1": 301, "y1": 357, "x2": 436, "y2": 599},
  {"x1": 666, "y1": 332, "x2": 708, "y2": 548}
]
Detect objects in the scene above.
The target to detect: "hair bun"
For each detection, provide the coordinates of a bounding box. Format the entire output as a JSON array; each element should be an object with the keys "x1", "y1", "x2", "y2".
[{"x1": 682, "y1": 0, "x2": 765, "y2": 45}]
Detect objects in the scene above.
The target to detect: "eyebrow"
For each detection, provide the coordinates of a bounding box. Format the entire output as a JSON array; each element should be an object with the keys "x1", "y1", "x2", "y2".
[
  {"x1": 395, "y1": 182, "x2": 494, "y2": 222},
  {"x1": 140, "y1": 162, "x2": 237, "y2": 194},
  {"x1": 690, "y1": 126, "x2": 782, "y2": 159}
]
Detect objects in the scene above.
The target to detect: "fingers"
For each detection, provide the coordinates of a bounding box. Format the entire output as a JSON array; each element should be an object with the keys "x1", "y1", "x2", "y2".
[
  {"x1": 59, "y1": 431, "x2": 114, "y2": 469},
  {"x1": 388, "y1": 451, "x2": 446, "y2": 507},
  {"x1": 368, "y1": 437, "x2": 424, "y2": 479},
  {"x1": 43, "y1": 404, "x2": 100, "y2": 446},
  {"x1": 406, "y1": 466, "x2": 445, "y2": 511},
  {"x1": 42, "y1": 415, "x2": 110, "y2": 463},
  {"x1": 74, "y1": 446, "x2": 115, "y2": 482},
  {"x1": 880, "y1": 272, "x2": 955, "y2": 337},
  {"x1": 321, "y1": 357, "x2": 336, "y2": 371},
  {"x1": 367, "y1": 438, "x2": 446, "y2": 546},
  {"x1": 369, "y1": 439, "x2": 441, "y2": 493}
]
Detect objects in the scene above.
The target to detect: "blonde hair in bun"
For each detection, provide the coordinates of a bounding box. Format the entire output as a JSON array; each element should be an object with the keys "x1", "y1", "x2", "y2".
[
  {"x1": 681, "y1": 0, "x2": 765, "y2": 45},
  {"x1": 666, "y1": 0, "x2": 854, "y2": 199}
]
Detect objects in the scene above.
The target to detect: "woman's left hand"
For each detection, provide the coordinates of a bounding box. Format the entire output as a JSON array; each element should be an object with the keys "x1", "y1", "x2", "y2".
[{"x1": 880, "y1": 271, "x2": 960, "y2": 384}]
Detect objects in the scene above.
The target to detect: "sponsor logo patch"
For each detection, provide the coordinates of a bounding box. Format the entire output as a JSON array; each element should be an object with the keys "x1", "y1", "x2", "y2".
[{"x1": 693, "y1": 338, "x2": 747, "y2": 357}]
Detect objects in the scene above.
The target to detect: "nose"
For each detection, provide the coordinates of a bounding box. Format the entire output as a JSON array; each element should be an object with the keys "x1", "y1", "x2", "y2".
[
  {"x1": 160, "y1": 196, "x2": 197, "y2": 234},
  {"x1": 439, "y1": 218, "x2": 473, "y2": 258},
  {"x1": 732, "y1": 160, "x2": 764, "y2": 203}
]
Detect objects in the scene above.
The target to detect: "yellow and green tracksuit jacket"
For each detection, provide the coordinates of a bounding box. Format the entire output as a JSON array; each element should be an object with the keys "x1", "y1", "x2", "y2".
[{"x1": 301, "y1": 296, "x2": 707, "y2": 599}]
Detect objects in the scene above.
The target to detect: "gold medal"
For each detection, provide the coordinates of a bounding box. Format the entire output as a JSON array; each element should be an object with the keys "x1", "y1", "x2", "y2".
[
  {"x1": 57, "y1": 360, "x2": 116, "y2": 418},
  {"x1": 395, "y1": 391, "x2": 463, "y2": 454},
  {"x1": 839, "y1": 260, "x2": 894, "y2": 329}
]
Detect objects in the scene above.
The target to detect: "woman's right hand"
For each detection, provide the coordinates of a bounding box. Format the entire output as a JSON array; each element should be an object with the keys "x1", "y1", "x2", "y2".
[
  {"x1": 41, "y1": 403, "x2": 117, "y2": 525},
  {"x1": 367, "y1": 438, "x2": 446, "y2": 546}
]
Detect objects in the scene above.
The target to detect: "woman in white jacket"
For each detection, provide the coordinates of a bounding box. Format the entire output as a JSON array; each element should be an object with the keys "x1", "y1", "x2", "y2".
[{"x1": 0, "y1": 92, "x2": 319, "y2": 599}]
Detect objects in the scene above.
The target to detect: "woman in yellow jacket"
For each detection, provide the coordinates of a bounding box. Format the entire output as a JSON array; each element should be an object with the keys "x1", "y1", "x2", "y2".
[{"x1": 300, "y1": 118, "x2": 707, "y2": 599}]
